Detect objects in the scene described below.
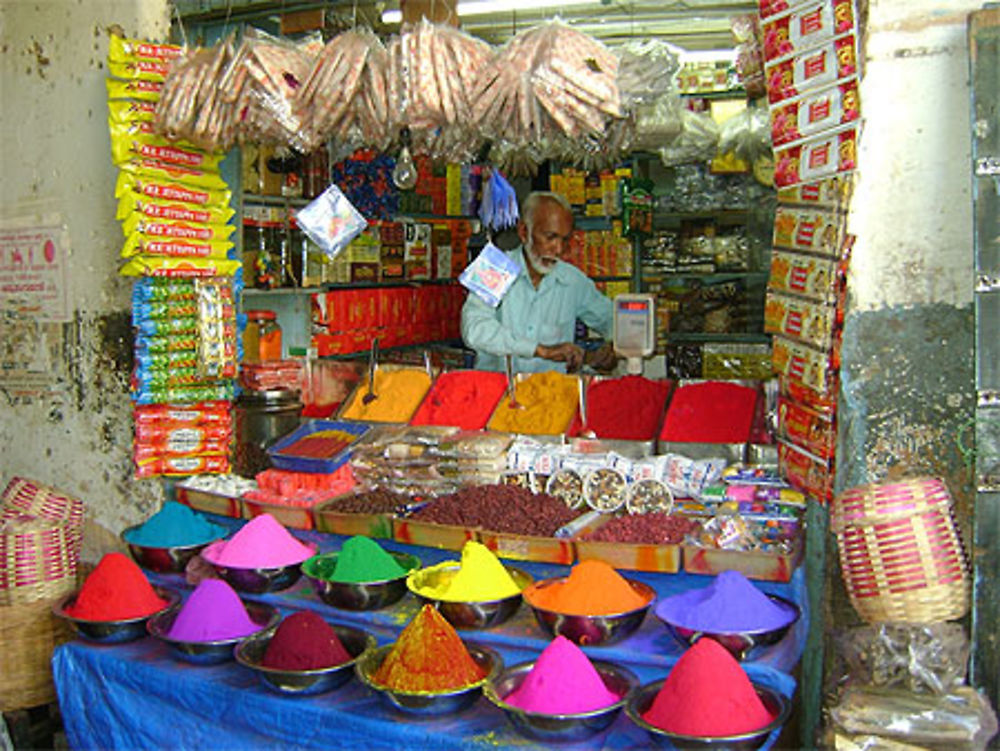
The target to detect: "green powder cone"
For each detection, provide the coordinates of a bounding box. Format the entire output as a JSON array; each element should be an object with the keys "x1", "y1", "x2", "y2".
[{"x1": 331, "y1": 536, "x2": 407, "y2": 583}]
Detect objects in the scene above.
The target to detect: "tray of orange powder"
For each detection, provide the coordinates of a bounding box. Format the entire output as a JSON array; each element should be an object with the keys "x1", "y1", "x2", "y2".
[{"x1": 267, "y1": 419, "x2": 371, "y2": 474}]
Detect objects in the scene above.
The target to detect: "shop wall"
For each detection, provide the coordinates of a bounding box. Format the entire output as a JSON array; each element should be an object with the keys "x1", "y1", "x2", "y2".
[
  {"x1": 840, "y1": 0, "x2": 978, "y2": 517},
  {"x1": 0, "y1": 1, "x2": 171, "y2": 558}
]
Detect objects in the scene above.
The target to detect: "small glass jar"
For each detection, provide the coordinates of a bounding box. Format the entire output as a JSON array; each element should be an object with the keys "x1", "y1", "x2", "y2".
[{"x1": 244, "y1": 309, "x2": 282, "y2": 362}]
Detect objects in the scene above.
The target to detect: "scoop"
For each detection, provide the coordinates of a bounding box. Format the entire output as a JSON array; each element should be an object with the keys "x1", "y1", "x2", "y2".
[
  {"x1": 504, "y1": 354, "x2": 522, "y2": 409},
  {"x1": 362, "y1": 338, "x2": 379, "y2": 405}
]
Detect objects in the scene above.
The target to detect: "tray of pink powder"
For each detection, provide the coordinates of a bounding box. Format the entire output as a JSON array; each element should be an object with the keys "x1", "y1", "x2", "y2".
[{"x1": 199, "y1": 513, "x2": 317, "y2": 594}]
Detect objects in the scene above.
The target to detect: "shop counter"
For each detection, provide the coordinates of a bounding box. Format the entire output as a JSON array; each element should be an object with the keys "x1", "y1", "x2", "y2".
[{"x1": 53, "y1": 525, "x2": 807, "y2": 750}]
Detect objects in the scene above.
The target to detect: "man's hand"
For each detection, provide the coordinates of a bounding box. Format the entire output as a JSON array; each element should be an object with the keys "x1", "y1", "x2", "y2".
[
  {"x1": 584, "y1": 343, "x2": 618, "y2": 373},
  {"x1": 535, "y1": 342, "x2": 584, "y2": 372}
]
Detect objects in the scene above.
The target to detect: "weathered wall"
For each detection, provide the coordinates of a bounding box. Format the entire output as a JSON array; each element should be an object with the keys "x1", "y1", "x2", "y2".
[
  {"x1": 0, "y1": 0, "x2": 171, "y2": 558},
  {"x1": 841, "y1": 0, "x2": 978, "y2": 514}
]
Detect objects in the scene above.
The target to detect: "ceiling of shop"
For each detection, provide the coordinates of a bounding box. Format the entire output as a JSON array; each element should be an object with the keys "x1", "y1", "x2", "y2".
[{"x1": 172, "y1": 0, "x2": 757, "y2": 52}]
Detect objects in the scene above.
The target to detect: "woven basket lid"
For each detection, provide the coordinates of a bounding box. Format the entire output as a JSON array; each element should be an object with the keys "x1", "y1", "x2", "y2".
[{"x1": 830, "y1": 476, "x2": 952, "y2": 533}]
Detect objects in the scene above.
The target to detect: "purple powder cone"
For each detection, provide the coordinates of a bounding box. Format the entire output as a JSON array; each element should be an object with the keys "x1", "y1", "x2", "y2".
[
  {"x1": 655, "y1": 570, "x2": 797, "y2": 632},
  {"x1": 167, "y1": 578, "x2": 261, "y2": 642}
]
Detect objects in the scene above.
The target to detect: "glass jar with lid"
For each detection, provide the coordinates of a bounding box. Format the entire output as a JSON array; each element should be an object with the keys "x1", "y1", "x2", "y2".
[{"x1": 244, "y1": 309, "x2": 282, "y2": 362}]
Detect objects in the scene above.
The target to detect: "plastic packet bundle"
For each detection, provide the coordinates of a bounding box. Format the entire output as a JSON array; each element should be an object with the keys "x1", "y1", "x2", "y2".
[
  {"x1": 718, "y1": 106, "x2": 773, "y2": 165},
  {"x1": 458, "y1": 241, "x2": 520, "y2": 307},
  {"x1": 631, "y1": 95, "x2": 684, "y2": 152},
  {"x1": 658, "y1": 109, "x2": 720, "y2": 167},
  {"x1": 615, "y1": 38, "x2": 682, "y2": 107},
  {"x1": 836, "y1": 624, "x2": 971, "y2": 696},
  {"x1": 296, "y1": 183, "x2": 368, "y2": 259}
]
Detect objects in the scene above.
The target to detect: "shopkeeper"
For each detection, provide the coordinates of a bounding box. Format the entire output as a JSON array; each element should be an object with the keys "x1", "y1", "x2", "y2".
[{"x1": 461, "y1": 191, "x2": 618, "y2": 373}]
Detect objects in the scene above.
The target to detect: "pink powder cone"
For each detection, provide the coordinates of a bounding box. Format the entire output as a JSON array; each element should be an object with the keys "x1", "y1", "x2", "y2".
[
  {"x1": 201, "y1": 514, "x2": 314, "y2": 568},
  {"x1": 503, "y1": 635, "x2": 621, "y2": 714}
]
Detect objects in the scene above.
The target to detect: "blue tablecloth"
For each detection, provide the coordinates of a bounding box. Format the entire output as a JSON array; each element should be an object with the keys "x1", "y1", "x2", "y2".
[{"x1": 53, "y1": 522, "x2": 807, "y2": 750}]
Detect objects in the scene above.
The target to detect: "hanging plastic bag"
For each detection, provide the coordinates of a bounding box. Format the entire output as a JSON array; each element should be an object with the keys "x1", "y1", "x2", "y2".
[
  {"x1": 458, "y1": 241, "x2": 521, "y2": 307},
  {"x1": 479, "y1": 169, "x2": 519, "y2": 231},
  {"x1": 296, "y1": 184, "x2": 367, "y2": 260}
]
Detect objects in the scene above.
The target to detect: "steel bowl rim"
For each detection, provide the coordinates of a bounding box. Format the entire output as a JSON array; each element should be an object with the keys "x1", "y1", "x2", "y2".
[
  {"x1": 146, "y1": 600, "x2": 281, "y2": 647},
  {"x1": 355, "y1": 642, "x2": 502, "y2": 697},
  {"x1": 523, "y1": 575, "x2": 656, "y2": 618},
  {"x1": 484, "y1": 658, "x2": 639, "y2": 719},
  {"x1": 625, "y1": 678, "x2": 791, "y2": 743},
  {"x1": 120, "y1": 524, "x2": 228, "y2": 552},
  {"x1": 405, "y1": 562, "x2": 533, "y2": 604},
  {"x1": 654, "y1": 594, "x2": 801, "y2": 638},
  {"x1": 234, "y1": 622, "x2": 377, "y2": 677},
  {"x1": 52, "y1": 585, "x2": 181, "y2": 626},
  {"x1": 301, "y1": 550, "x2": 421, "y2": 585}
]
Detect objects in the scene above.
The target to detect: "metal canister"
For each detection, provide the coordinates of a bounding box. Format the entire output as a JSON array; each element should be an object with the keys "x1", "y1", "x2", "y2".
[{"x1": 233, "y1": 389, "x2": 303, "y2": 478}]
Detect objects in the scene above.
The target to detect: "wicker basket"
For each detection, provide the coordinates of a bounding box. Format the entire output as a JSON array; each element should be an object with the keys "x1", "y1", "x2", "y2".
[
  {"x1": 0, "y1": 595, "x2": 74, "y2": 711},
  {"x1": 830, "y1": 477, "x2": 970, "y2": 624},
  {"x1": 1, "y1": 476, "x2": 84, "y2": 606}
]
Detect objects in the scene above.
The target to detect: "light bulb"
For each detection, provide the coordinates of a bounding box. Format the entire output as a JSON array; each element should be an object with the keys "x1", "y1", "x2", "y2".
[{"x1": 392, "y1": 146, "x2": 418, "y2": 191}]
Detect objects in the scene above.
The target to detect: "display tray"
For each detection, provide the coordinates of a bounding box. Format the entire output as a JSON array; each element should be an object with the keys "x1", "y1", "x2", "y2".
[
  {"x1": 313, "y1": 503, "x2": 394, "y2": 540},
  {"x1": 485, "y1": 372, "x2": 581, "y2": 437},
  {"x1": 242, "y1": 497, "x2": 317, "y2": 531},
  {"x1": 266, "y1": 419, "x2": 371, "y2": 474},
  {"x1": 175, "y1": 485, "x2": 244, "y2": 520},
  {"x1": 477, "y1": 528, "x2": 577, "y2": 565},
  {"x1": 565, "y1": 374, "x2": 673, "y2": 446},
  {"x1": 391, "y1": 517, "x2": 479, "y2": 551},
  {"x1": 571, "y1": 514, "x2": 682, "y2": 573},
  {"x1": 681, "y1": 539, "x2": 804, "y2": 583}
]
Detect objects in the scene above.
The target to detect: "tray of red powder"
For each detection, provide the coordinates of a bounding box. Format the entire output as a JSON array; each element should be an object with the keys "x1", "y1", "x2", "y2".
[
  {"x1": 267, "y1": 419, "x2": 371, "y2": 474},
  {"x1": 572, "y1": 514, "x2": 685, "y2": 574},
  {"x1": 657, "y1": 380, "x2": 762, "y2": 462},
  {"x1": 176, "y1": 484, "x2": 245, "y2": 520},
  {"x1": 681, "y1": 537, "x2": 804, "y2": 583},
  {"x1": 408, "y1": 369, "x2": 508, "y2": 431},
  {"x1": 566, "y1": 375, "x2": 673, "y2": 444}
]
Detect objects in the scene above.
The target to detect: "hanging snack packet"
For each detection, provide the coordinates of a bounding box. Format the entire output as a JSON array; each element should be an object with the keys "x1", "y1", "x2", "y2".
[
  {"x1": 295, "y1": 183, "x2": 367, "y2": 259},
  {"x1": 121, "y1": 232, "x2": 233, "y2": 260},
  {"x1": 119, "y1": 193, "x2": 234, "y2": 227},
  {"x1": 106, "y1": 77, "x2": 164, "y2": 102},
  {"x1": 458, "y1": 241, "x2": 520, "y2": 307},
  {"x1": 116, "y1": 171, "x2": 231, "y2": 211},
  {"x1": 119, "y1": 256, "x2": 242, "y2": 277},
  {"x1": 118, "y1": 158, "x2": 228, "y2": 191},
  {"x1": 108, "y1": 58, "x2": 172, "y2": 83},
  {"x1": 109, "y1": 124, "x2": 224, "y2": 171},
  {"x1": 108, "y1": 36, "x2": 183, "y2": 66},
  {"x1": 108, "y1": 99, "x2": 159, "y2": 125}
]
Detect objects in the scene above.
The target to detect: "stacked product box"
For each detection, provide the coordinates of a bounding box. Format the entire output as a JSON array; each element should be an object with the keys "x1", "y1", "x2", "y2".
[
  {"x1": 107, "y1": 35, "x2": 240, "y2": 478},
  {"x1": 766, "y1": 177, "x2": 853, "y2": 502},
  {"x1": 761, "y1": 0, "x2": 861, "y2": 188},
  {"x1": 311, "y1": 285, "x2": 465, "y2": 356},
  {"x1": 335, "y1": 218, "x2": 473, "y2": 284}
]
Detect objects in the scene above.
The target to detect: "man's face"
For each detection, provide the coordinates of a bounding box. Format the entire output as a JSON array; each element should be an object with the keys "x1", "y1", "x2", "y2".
[{"x1": 521, "y1": 201, "x2": 573, "y2": 277}]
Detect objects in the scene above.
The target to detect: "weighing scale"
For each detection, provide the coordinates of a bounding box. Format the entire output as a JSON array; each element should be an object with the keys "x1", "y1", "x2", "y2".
[{"x1": 613, "y1": 293, "x2": 656, "y2": 375}]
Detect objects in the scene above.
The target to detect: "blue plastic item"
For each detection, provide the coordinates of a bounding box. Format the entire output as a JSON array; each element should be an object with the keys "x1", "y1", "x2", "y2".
[{"x1": 266, "y1": 419, "x2": 370, "y2": 474}]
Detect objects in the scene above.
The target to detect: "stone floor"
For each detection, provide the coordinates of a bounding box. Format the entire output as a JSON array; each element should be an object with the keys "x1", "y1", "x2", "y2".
[{"x1": 1, "y1": 704, "x2": 67, "y2": 751}]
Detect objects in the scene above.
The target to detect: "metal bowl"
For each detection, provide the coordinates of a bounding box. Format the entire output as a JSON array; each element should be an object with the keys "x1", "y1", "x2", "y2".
[
  {"x1": 625, "y1": 679, "x2": 791, "y2": 750},
  {"x1": 202, "y1": 557, "x2": 309, "y2": 594},
  {"x1": 522, "y1": 577, "x2": 656, "y2": 646},
  {"x1": 52, "y1": 586, "x2": 181, "y2": 644},
  {"x1": 146, "y1": 600, "x2": 280, "y2": 665},
  {"x1": 302, "y1": 551, "x2": 421, "y2": 611},
  {"x1": 406, "y1": 565, "x2": 533, "y2": 630},
  {"x1": 121, "y1": 526, "x2": 227, "y2": 574},
  {"x1": 355, "y1": 642, "x2": 502, "y2": 716},
  {"x1": 655, "y1": 595, "x2": 801, "y2": 661},
  {"x1": 234, "y1": 622, "x2": 376, "y2": 695},
  {"x1": 484, "y1": 659, "x2": 638, "y2": 743}
]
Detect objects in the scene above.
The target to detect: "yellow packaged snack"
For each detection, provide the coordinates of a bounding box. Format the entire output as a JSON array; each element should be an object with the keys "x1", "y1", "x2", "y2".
[
  {"x1": 121, "y1": 232, "x2": 233, "y2": 260},
  {"x1": 117, "y1": 191, "x2": 234, "y2": 225},
  {"x1": 119, "y1": 256, "x2": 241, "y2": 278}
]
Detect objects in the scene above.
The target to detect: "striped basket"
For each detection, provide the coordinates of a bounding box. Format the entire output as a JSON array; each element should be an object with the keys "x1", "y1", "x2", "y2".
[
  {"x1": 830, "y1": 477, "x2": 970, "y2": 624},
  {"x1": 0, "y1": 477, "x2": 85, "y2": 606},
  {"x1": 0, "y1": 595, "x2": 75, "y2": 711}
]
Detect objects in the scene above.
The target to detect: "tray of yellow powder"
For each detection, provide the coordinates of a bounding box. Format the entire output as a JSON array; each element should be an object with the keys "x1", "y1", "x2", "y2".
[
  {"x1": 337, "y1": 365, "x2": 433, "y2": 424},
  {"x1": 406, "y1": 541, "x2": 533, "y2": 630},
  {"x1": 355, "y1": 603, "x2": 502, "y2": 716},
  {"x1": 486, "y1": 371, "x2": 581, "y2": 436}
]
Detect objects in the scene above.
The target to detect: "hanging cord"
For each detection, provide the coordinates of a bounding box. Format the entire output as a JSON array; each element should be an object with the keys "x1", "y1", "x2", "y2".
[
  {"x1": 955, "y1": 417, "x2": 977, "y2": 486},
  {"x1": 171, "y1": 3, "x2": 189, "y2": 48}
]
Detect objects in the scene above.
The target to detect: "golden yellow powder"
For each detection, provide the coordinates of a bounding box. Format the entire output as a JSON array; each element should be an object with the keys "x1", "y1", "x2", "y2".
[
  {"x1": 413, "y1": 541, "x2": 521, "y2": 602},
  {"x1": 340, "y1": 368, "x2": 432, "y2": 423},
  {"x1": 487, "y1": 371, "x2": 580, "y2": 435}
]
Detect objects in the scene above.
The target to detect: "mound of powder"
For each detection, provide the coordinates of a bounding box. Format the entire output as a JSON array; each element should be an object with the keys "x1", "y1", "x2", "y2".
[
  {"x1": 503, "y1": 635, "x2": 621, "y2": 714},
  {"x1": 655, "y1": 570, "x2": 797, "y2": 633},
  {"x1": 261, "y1": 610, "x2": 352, "y2": 670},
  {"x1": 200, "y1": 513, "x2": 313, "y2": 568},
  {"x1": 166, "y1": 578, "x2": 261, "y2": 642},
  {"x1": 526, "y1": 560, "x2": 647, "y2": 616},
  {"x1": 123, "y1": 501, "x2": 226, "y2": 547},
  {"x1": 66, "y1": 552, "x2": 169, "y2": 621},
  {"x1": 414, "y1": 541, "x2": 520, "y2": 602},
  {"x1": 330, "y1": 535, "x2": 408, "y2": 583},
  {"x1": 642, "y1": 637, "x2": 774, "y2": 736},
  {"x1": 660, "y1": 381, "x2": 759, "y2": 443},
  {"x1": 409, "y1": 370, "x2": 508, "y2": 430},
  {"x1": 372, "y1": 604, "x2": 484, "y2": 692}
]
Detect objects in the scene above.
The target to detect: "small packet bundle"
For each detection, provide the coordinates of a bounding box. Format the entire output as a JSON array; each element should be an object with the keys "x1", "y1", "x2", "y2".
[
  {"x1": 296, "y1": 183, "x2": 368, "y2": 259},
  {"x1": 458, "y1": 242, "x2": 520, "y2": 307}
]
